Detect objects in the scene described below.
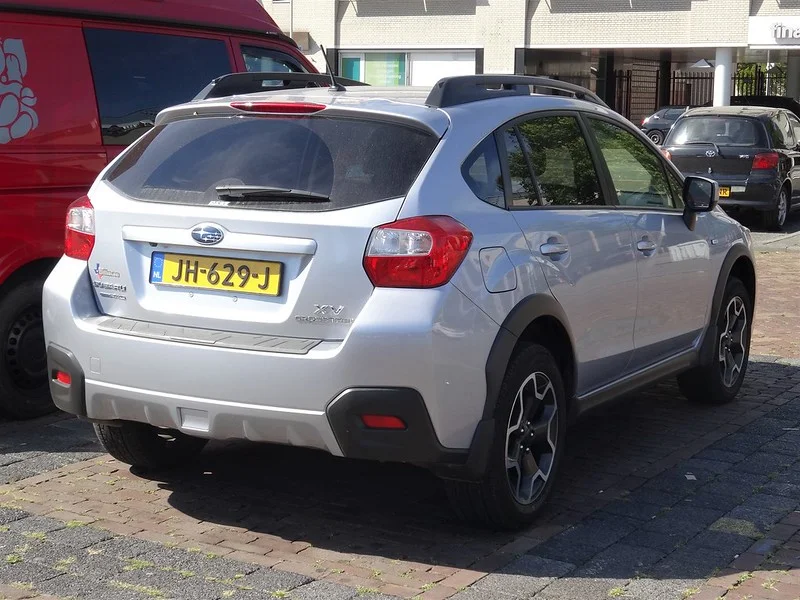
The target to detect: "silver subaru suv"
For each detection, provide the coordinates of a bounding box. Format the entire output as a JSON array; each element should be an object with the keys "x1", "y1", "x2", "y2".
[{"x1": 43, "y1": 74, "x2": 756, "y2": 529}]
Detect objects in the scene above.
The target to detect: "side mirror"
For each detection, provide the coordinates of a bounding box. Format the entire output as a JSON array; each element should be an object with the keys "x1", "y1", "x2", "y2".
[
  {"x1": 682, "y1": 176, "x2": 718, "y2": 231},
  {"x1": 684, "y1": 176, "x2": 718, "y2": 212}
]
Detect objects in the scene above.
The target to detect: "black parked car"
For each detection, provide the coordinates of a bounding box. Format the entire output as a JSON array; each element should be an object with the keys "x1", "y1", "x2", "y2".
[
  {"x1": 640, "y1": 105, "x2": 692, "y2": 145},
  {"x1": 663, "y1": 106, "x2": 800, "y2": 230}
]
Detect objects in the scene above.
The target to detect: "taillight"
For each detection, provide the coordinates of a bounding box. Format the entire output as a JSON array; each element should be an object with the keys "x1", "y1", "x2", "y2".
[
  {"x1": 65, "y1": 196, "x2": 95, "y2": 261},
  {"x1": 363, "y1": 216, "x2": 473, "y2": 289},
  {"x1": 230, "y1": 101, "x2": 326, "y2": 115},
  {"x1": 752, "y1": 152, "x2": 779, "y2": 170}
]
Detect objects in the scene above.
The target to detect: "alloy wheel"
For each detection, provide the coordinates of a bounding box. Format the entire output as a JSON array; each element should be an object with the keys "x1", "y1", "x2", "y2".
[
  {"x1": 719, "y1": 296, "x2": 747, "y2": 388},
  {"x1": 778, "y1": 189, "x2": 788, "y2": 227},
  {"x1": 505, "y1": 371, "x2": 558, "y2": 505}
]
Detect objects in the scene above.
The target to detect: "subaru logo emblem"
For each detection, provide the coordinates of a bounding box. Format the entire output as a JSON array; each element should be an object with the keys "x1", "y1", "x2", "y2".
[
  {"x1": 191, "y1": 224, "x2": 224, "y2": 246},
  {"x1": 706, "y1": 150, "x2": 716, "y2": 157}
]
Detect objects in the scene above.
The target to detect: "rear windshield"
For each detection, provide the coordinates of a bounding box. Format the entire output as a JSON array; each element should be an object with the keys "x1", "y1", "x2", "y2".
[
  {"x1": 104, "y1": 116, "x2": 438, "y2": 212},
  {"x1": 668, "y1": 116, "x2": 765, "y2": 147}
]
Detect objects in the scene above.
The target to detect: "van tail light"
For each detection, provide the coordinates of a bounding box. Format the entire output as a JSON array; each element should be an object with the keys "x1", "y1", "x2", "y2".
[
  {"x1": 65, "y1": 196, "x2": 95, "y2": 261},
  {"x1": 230, "y1": 101, "x2": 326, "y2": 115},
  {"x1": 752, "y1": 152, "x2": 779, "y2": 171},
  {"x1": 363, "y1": 216, "x2": 473, "y2": 289}
]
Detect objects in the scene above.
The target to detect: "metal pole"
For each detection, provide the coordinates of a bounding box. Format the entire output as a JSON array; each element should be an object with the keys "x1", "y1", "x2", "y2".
[{"x1": 289, "y1": 0, "x2": 294, "y2": 39}]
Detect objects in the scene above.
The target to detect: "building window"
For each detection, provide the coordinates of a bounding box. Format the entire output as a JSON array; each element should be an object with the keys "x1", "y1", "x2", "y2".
[{"x1": 340, "y1": 50, "x2": 475, "y2": 86}]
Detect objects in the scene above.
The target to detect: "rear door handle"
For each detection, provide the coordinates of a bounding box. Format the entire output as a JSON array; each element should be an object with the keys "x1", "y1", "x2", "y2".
[
  {"x1": 540, "y1": 242, "x2": 569, "y2": 257},
  {"x1": 637, "y1": 240, "x2": 657, "y2": 253}
]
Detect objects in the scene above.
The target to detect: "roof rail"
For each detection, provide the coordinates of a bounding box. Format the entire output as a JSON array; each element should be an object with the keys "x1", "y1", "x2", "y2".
[
  {"x1": 193, "y1": 72, "x2": 368, "y2": 101},
  {"x1": 425, "y1": 75, "x2": 609, "y2": 109}
]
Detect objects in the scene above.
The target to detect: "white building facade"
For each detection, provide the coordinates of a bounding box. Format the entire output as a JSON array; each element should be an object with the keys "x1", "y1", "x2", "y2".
[{"x1": 263, "y1": 1, "x2": 800, "y2": 121}]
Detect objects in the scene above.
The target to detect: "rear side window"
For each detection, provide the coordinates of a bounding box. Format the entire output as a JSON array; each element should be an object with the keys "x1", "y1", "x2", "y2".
[
  {"x1": 668, "y1": 116, "x2": 765, "y2": 147},
  {"x1": 84, "y1": 28, "x2": 232, "y2": 146},
  {"x1": 664, "y1": 108, "x2": 686, "y2": 120},
  {"x1": 461, "y1": 135, "x2": 505, "y2": 207},
  {"x1": 105, "y1": 116, "x2": 438, "y2": 212}
]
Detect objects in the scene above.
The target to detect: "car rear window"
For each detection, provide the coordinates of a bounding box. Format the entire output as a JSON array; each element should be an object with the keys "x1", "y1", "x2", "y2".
[
  {"x1": 668, "y1": 116, "x2": 765, "y2": 147},
  {"x1": 104, "y1": 116, "x2": 438, "y2": 212}
]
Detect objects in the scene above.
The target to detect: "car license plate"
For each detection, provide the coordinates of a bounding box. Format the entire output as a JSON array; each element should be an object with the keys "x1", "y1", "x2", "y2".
[
  {"x1": 719, "y1": 187, "x2": 730, "y2": 198},
  {"x1": 150, "y1": 252, "x2": 282, "y2": 296}
]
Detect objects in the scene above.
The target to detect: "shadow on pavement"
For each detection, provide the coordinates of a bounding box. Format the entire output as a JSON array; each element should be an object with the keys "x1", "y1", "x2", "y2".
[{"x1": 122, "y1": 358, "x2": 800, "y2": 597}]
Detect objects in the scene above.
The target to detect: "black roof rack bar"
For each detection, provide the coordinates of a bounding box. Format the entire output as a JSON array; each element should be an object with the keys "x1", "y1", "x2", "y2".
[
  {"x1": 194, "y1": 72, "x2": 368, "y2": 101},
  {"x1": 425, "y1": 75, "x2": 608, "y2": 109}
]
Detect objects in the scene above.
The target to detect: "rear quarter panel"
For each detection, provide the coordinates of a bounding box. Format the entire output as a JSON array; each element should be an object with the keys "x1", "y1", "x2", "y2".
[{"x1": 0, "y1": 12, "x2": 105, "y2": 286}]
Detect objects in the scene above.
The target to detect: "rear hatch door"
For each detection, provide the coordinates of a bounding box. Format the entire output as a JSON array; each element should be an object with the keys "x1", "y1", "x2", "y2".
[
  {"x1": 87, "y1": 104, "x2": 441, "y2": 342},
  {"x1": 665, "y1": 115, "x2": 768, "y2": 178}
]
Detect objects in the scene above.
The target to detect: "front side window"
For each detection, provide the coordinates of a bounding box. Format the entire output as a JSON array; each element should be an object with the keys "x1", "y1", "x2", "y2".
[
  {"x1": 84, "y1": 28, "x2": 232, "y2": 146},
  {"x1": 516, "y1": 115, "x2": 604, "y2": 206},
  {"x1": 241, "y1": 46, "x2": 305, "y2": 73},
  {"x1": 588, "y1": 118, "x2": 675, "y2": 209}
]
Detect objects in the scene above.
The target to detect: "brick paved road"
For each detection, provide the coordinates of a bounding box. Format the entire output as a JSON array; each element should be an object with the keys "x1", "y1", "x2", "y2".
[{"x1": 2, "y1": 249, "x2": 800, "y2": 600}]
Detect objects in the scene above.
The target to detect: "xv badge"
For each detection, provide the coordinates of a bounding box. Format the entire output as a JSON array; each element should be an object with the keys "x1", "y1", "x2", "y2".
[{"x1": 314, "y1": 304, "x2": 345, "y2": 316}]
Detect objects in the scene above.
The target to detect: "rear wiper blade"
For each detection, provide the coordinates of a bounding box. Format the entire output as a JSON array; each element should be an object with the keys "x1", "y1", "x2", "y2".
[{"x1": 215, "y1": 185, "x2": 330, "y2": 201}]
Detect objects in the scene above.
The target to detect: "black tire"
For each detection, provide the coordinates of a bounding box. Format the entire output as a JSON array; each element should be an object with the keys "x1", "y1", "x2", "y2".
[
  {"x1": 443, "y1": 343, "x2": 567, "y2": 530},
  {"x1": 678, "y1": 277, "x2": 752, "y2": 405},
  {"x1": 94, "y1": 422, "x2": 208, "y2": 470},
  {"x1": 0, "y1": 278, "x2": 56, "y2": 419},
  {"x1": 647, "y1": 130, "x2": 665, "y2": 145},
  {"x1": 762, "y1": 185, "x2": 789, "y2": 231}
]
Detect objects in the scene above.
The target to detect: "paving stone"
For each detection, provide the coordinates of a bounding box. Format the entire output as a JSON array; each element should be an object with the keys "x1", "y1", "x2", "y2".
[
  {"x1": 762, "y1": 431, "x2": 800, "y2": 456},
  {"x1": 234, "y1": 567, "x2": 313, "y2": 594},
  {"x1": 44, "y1": 524, "x2": 113, "y2": 549},
  {"x1": 648, "y1": 544, "x2": 739, "y2": 580},
  {"x1": 762, "y1": 481, "x2": 800, "y2": 499},
  {"x1": 736, "y1": 452, "x2": 794, "y2": 475},
  {"x1": 640, "y1": 505, "x2": 723, "y2": 537},
  {"x1": 528, "y1": 539, "x2": 600, "y2": 567},
  {"x1": 678, "y1": 492, "x2": 741, "y2": 513},
  {"x1": 694, "y1": 449, "x2": 747, "y2": 464},
  {"x1": 678, "y1": 458, "x2": 733, "y2": 475},
  {"x1": 471, "y1": 555, "x2": 574, "y2": 599},
  {"x1": 739, "y1": 417, "x2": 800, "y2": 438},
  {"x1": 114, "y1": 565, "x2": 229, "y2": 600},
  {"x1": 709, "y1": 433, "x2": 775, "y2": 456},
  {"x1": 692, "y1": 530, "x2": 754, "y2": 555},
  {"x1": 6, "y1": 517, "x2": 65, "y2": 536},
  {"x1": 624, "y1": 576, "x2": 704, "y2": 600},
  {"x1": 727, "y1": 493, "x2": 799, "y2": 533},
  {"x1": 600, "y1": 500, "x2": 661, "y2": 521},
  {"x1": 86, "y1": 535, "x2": 165, "y2": 560},
  {"x1": 134, "y1": 546, "x2": 260, "y2": 580},
  {"x1": 0, "y1": 509, "x2": 28, "y2": 526},
  {"x1": 288, "y1": 580, "x2": 358, "y2": 600},
  {"x1": 619, "y1": 488, "x2": 684, "y2": 508},
  {"x1": 643, "y1": 467, "x2": 715, "y2": 495},
  {"x1": 618, "y1": 529, "x2": 690, "y2": 554}
]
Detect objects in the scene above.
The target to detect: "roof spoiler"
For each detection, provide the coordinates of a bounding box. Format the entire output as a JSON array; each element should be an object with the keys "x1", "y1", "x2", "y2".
[
  {"x1": 425, "y1": 75, "x2": 608, "y2": 109},
  {"x1": 194, "y1": 72, "x2": 369, "y2": 101}
]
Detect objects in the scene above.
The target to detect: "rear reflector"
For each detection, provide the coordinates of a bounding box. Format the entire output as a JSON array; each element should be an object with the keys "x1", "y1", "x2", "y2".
[
  {"x1": 229, "y1": 101, "x2": 326, "y2": 115},
  {"x1": 752, "y1": 152, "x2": 779, "y2": 170},
  {"x1": 364, "y1": 216, "x2": 473, "y2": 289},
  {"x1": 55, "y1": 371, "x2": 71, "y2": 386},
  {"x1": 361, "y1": 415, "x2": 407, "y2": 430}
]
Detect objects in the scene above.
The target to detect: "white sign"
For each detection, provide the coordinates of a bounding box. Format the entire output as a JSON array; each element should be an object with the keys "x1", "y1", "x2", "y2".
[{"x1": 749, "y1": 16, "x2": 800, "y2": 47}]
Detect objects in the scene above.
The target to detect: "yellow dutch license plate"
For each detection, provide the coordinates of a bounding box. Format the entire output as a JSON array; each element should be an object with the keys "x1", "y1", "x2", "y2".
[
  {"x1": 150, "y1": 252, "x2": 282, "y2": 296},
  {"x1": 719, "y1": 187, "x2": 730, "y2": 198}
]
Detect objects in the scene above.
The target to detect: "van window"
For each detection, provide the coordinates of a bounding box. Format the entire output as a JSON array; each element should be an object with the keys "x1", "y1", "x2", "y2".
[
  {"x1": 83, "y1": 28, "x2": 232, "y2": 146},
  {"x1": 242, "y1": 46, "x2": 305, "y2": 73}
]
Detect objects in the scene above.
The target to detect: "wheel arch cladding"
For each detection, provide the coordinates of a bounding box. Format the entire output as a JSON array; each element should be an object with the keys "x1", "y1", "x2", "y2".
[{"x1": 484, "y1": 294, "x2": 577, "y2": 421}]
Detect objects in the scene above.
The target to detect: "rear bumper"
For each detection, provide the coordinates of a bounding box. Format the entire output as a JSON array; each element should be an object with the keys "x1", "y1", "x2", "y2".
[
  {"x1": 682, "y1": 174, "x2": 779, "y2": 210},
  {"x1": 42, "y1": 256, "x2": 498, "y2": 472}
]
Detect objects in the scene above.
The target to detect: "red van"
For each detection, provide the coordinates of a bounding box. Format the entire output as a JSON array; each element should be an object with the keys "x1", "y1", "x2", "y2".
[{"x1": 0, "y1": 0, "x2": 315, "y2": 418}]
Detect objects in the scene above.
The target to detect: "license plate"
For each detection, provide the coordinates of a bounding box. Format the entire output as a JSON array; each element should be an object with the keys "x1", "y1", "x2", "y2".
[
  {"x1": 150, "y1": 252, "x2": 282, "y2": 296},
  {"x1": 719, "y1": 187, "x2": 730, "y2": 198}
]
